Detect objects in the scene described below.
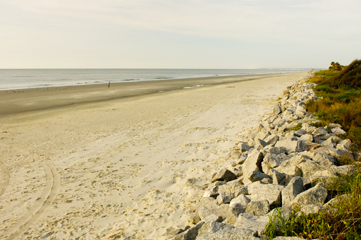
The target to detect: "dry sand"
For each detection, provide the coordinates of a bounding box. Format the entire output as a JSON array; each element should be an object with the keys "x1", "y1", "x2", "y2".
[{"x1": 0, "y1": 72, "x2": 308, "y2": 239}]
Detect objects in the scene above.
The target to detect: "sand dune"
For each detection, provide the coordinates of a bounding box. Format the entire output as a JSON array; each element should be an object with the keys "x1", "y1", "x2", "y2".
[{"x1": 0, "y1": 72, "x2": 308, "y2": 239}]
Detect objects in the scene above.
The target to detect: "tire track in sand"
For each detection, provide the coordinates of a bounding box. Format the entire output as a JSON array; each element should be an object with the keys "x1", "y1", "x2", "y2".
[
  {"x1": 0, "y1": 161, "x2": 10, "y2": 198},
  {"x1": 5, "y1": 161, "x2": 60, "y2": 240}
]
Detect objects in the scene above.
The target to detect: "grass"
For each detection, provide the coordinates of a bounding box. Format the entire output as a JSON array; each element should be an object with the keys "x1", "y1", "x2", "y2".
[
  {"x1": 264, "y1": 168, "x2": 361, "y2": 239},
  {"x1": 305, "y1": 61, "x2": 361, "y2": 151},
  {"x1": 263, "y1": 60, "x2": 361, "y2": 239}
]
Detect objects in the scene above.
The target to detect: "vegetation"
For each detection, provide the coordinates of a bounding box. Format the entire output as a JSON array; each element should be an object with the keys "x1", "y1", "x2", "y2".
[
  {"x1": 264, "y1": 170, "x2": 361, "y2": 239},
  {"x1": 306, "y1": 59, "x2": 361, "y2": 151},
  {"x1": 263, "y1": 60, "x2": 361, "y2": 239}
]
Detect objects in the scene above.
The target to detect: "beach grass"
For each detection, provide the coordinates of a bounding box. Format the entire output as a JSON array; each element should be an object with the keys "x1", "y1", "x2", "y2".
[{"x1": 264, "y1": 60, "x2": 361, "y2": 239}]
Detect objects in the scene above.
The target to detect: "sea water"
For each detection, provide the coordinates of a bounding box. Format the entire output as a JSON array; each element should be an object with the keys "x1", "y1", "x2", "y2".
[{"x1": 0, "y1": 68, "x2": 311, "y2": 90}]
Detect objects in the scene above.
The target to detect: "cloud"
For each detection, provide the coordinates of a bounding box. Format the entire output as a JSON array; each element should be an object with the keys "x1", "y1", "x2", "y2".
[{"x1": 2, "y1": 0, "x2": 360, "y2": 43}]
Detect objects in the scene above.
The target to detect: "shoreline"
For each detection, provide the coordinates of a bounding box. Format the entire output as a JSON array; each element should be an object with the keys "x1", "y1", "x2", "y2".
[{"x1": 0, "y1": 73, "x2": 290, "y2": 116}]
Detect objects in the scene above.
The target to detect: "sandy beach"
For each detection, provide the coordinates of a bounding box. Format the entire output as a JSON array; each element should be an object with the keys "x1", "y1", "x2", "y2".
[{"x1": 0, "y1": 72, "x2": 308, "y2": 239}]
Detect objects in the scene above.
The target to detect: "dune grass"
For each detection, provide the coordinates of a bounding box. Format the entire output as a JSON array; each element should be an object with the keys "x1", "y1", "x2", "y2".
[{"x1": 263, "y1": 60, "x2": 361, "y2": 239}]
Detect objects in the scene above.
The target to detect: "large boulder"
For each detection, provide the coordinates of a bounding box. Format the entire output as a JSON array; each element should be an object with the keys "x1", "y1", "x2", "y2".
[
  {"x1": 275, "y1": 139, "x2": 307, "y2": 154},
  {"x1": 247, "y1": 182, "x2": 284, "y2": 207},
  {"x1": 262, "y1": 153, "x2": 291, "y2": 175},
  {"x1": 291, "y1": 183, "x2": 328, "y2": 210},
  {"x1": 211, "y1": 168, "x2": 237, "y2": 182},
  {"x1": 196, "y1": 227, "x2": 260, "y2": 240},
  {"x1": 216, "y1": 182, "x2": 248, "y2": 204},
  {"x1": 233, "y1": 213, "x2": 269, "y2": 236},
  {"x1": 281, "y1": 177, "x2": 305, "y2": 207},
  {"x1": 245, "y1": 200, "x2": 270, "y2": 216},
  {"x1": 242, "y1": 150, "x2": 264, "y2": 185}
]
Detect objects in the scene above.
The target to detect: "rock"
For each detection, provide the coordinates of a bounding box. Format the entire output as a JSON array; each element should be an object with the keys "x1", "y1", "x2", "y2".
[
  {"x1": 302, "y1": 123, "x2": 316, "y2": 133},
  {"x1": 233, "y1": 213, "x2": 269, "y2": 236},
  {"x1": 291, "y1": 183, "x2": 328, "y2": 211},
  {"x1": 275, "y1": 139, "x2": 307, "y2": 154},
  {"x1": 331, "y1": 127, "x2": 346, "y2": 135},
  {"x1": 230, "y1": 194, "x2": 250, "y2": 216},
  {"x1": 197, "y1": 221, "x2": 233, "y2": 237},
  {"x1": 312, "y1": 127, "x2": 329, "y2": 140},
  {"x1": 248, "y1": 182, "x2": 284, "y2": 207},
  {"x1": 300, "y1": 134, "x2": 313, "y2": 142},
  {"x1": 282, "y1": 177, "x2": 305, "y2": 207},
  {"x1": 264, "y1": 134, "x2": 279, "y2": 146},
  {"x1": 274, "y1": 155, "x2": 305, "y2": 177},
  {"x1": 216, "y1": 182, "x2": 248, "y2": 204},
  {"x1": 199, "y1": 203, "x2": 233, "y2": 221},
  {"x1": 196, "y1": 227, "x2": 260, "y2": 240},
  {"x1": 294, "y1": 129, "x2": 307, "y2": 137},
  {"x1": 273, "y1": 104, "x2": 282, "y2": 115},
  {"x1": 337, "y1": 139, "x2": 352, "y2": 151},
  {"x1": 310, "y1": 169, "x2": 338, "y2": 186},
  {"x1": 173, "y1": 223, "x2": 203, "y2": 240},
  {"x1": 313, "y1": 146, "x2": 354, "y2": 160},
  {"x1": 242, "y1": 150, "x2": 264, "y2": 185},
  {"x1": 211, "y1": 168, "x2": 237, "y2": 182},
  {"x1": 254, "y1": 138, "x2": 268, "y2": 148},
  {"x1": 269, "y1": 146, "x2": 287, "y2": 154},
  {"x1": 299, "y1": 204, "x2": 326, "y2": 215},
  {"x1": 248, "y1": 170, "x2": 271, "y2": 183},
  {"x1": 269, "y1": 169, "x2": 291, "y2": 186},
  {"x1": 234, "y1": 142, "x2": 251, "y2": 153},
  {"x1": 262, "y1": 153, "x2": 291, "y2": 175},
  {"x1": 332, "y1": 165, "x2": 356, "y2": 176},
  {"x1": 245, "y1": 200, "x2": 270, "y2": 216}
]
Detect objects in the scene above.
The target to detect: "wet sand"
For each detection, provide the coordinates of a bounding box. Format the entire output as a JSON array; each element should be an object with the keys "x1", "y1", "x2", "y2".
[
  {"x1": 0, "y1": 72, "x2": 308, "y2": 239},
  {"x1": 1, "y1": 74, "x2": 283, "y2": 115}
]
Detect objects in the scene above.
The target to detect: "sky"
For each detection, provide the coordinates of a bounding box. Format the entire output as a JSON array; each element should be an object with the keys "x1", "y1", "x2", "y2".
[{"x1": 0, "y1": 0, "x2": 360, "y2": 69}]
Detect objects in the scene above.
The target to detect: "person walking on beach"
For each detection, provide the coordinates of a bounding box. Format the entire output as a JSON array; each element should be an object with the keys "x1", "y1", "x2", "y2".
[{"x1": 107, "y1": 81, "x2": 110, "y2": 88}]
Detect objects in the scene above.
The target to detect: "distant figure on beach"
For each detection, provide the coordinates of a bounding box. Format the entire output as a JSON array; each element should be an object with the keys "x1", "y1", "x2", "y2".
[{"x1": 107, "y1": 81, "x2": 110, "y2": 88}]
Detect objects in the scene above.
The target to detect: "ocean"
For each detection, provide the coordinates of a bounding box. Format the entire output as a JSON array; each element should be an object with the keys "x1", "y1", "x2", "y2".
[{"x1": 0, "y1": 68, "x2": 311, "y2": 90}]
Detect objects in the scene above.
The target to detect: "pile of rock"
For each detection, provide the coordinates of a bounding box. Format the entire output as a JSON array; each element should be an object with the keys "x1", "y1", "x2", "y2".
[{"x1": 173, "y1": 79, "x2": 360, "y2": 240}]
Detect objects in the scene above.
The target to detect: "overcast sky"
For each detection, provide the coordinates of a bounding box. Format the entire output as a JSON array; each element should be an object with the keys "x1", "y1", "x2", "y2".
[{"x1": 0, "y1": 0, "x2": 360, "y2": 69}]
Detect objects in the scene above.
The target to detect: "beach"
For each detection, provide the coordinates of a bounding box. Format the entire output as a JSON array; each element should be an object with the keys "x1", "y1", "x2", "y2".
[{"x1": 0, "y1": 72, "x2": 308, "y2": 239}]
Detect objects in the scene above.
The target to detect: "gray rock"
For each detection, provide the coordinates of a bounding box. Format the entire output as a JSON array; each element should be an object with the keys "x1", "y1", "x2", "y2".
[
  {"x1": 275, "y1": 139, "x2": 307, "y2": 154},
  {"x1": 248, "y1": 182, "x2": 284, "y2": 207},
  {"x1": 196, "y1": 227, "x2": 259, "y2": 240},
  {"x1": 281, "y1": 177, "x2": 305, "y2": 207},
  {"x1": 198, "y1": 203, "x2": 238, "y2": 225},
  {"x1": 337, "y1": 139, "x2": 352, "y2": 151},
  {"x1": 248, "y1": 170, "x2": 271, "y2": 183},
  {"x1": 291, "y1": 183, "x2": 328, "y2": 210},
  {"x1": 300, "y1": 134, "x2": 313, "y2": 142},
  {"x1": 299, "y1": 204, "x2": 326, "y2": 215},
  {"x1": 269, "y1": 169, "x2": 291, "y2": 186},
  {"x1": 302, "y1": 123, "x2": 316, "y2": 133},
  {"x1": 262, "y1": 153, "x2": 291, "y2": 175},
  {"x1": 242, "y1": 150, "x2": 264, "y2": 185},
  {"x1": 230, "y1": 194, "x2": 250, "y2": 216},
  {"x1": 331, "y1": 127, "x2": 346, "y2": 135},
  {"x1": 173, "y1": 222, "x2": 204, "y2": 240},
  {"x1": 273, "y1": 104, "x2": 282, "y2": 115},
  {"x1": 211, "y1": 168, "x2": 237, "y2": 182},
  {"x1": 216, "y1": 182, "x2": 247, "y2": 204},
  {"x1": 234, "y1": 142, "x2": 251, "y2": 153},
  {"x1": 269, "y1": 146, "x2": 288, "y2": 154},
  {"x1": 197, "y1": 221, "x2": 233, "y2": 237},
  {"x1": 321, "y1": 136, "x2": 341, "y2": 148},
  {"x1": 245, "y1": 200, "x2": 270, "y2": 216},
  {"x1": 294, "y1": 129, "x2": 307, "y2": 137},
  {"x1": 313, "y1": 146, "x2": 354, "y2": 160},
  {"x1": 254, "y1": 138, "x2": 268, "y2": 148},
  {"x1": 264, "y1": 134, "x2": 280, "y2": 146},
  {"x1": 233, "y1": 213, "x2": 269, "y2": 236},
  {"x1": 332, "y1": 165, "x2": 356, "y2": 176}
]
